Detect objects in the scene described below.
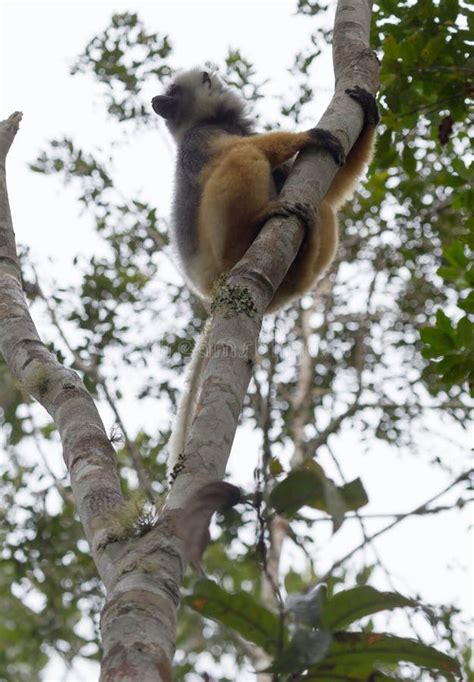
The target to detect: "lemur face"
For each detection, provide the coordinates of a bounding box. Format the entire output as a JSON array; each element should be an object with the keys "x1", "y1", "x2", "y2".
[
  {"x1": 151, "y1": 83, "x2": 182, "y2": 120},
  {"x1": 151, "y1": 67, "x2": 244, "y2": 140},
  {"x1": 152, "y1": 70, "x2": 217, "y2": 125}
]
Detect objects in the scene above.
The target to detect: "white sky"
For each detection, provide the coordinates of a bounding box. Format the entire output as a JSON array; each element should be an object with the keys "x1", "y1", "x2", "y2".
[{"x1": 1, "y1": 1, "x2": 472, "y2": 681}]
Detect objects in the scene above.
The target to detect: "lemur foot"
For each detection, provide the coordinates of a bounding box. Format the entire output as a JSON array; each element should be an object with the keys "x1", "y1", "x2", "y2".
[
  {"x1": 308, "y1": 127, "x2": 345, "y2": 166},
  {"x1": 256, "y1": 200, "x2": 315, "y2": 232},
  {"x1": 345, "y1": 86, "x2": 380, "y2": 126}
]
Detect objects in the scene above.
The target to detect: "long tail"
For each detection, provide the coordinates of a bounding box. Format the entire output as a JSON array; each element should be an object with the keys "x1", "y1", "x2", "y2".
[{"x1": 167, "y1": 320, "x2": 212, "y2": 481}]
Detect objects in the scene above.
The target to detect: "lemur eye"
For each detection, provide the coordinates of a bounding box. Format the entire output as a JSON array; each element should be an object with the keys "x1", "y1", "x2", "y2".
[
  {"x1": 167, "y1": 84, "x2": 182, "y2": 97},
  {"x1": 202, "y1": 71, "x2": 212, "y2": 88}
]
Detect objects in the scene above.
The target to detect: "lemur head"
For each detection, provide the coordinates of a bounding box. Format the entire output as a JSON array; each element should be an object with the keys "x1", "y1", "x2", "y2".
[{"x1": 151, "y1": 68, "x2": 249, "y2": 140}]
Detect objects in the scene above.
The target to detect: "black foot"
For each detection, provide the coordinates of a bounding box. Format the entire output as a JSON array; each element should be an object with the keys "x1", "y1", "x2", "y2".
[
  {"x1": 267, "y1": 201, "x2": 315, "y2": 231},
  {"x1": 345, "y1": 86, "x2": 379, "y2": 126},
  {"x1": 308, "y1": 127, "x2": 345, "y2": 166}
]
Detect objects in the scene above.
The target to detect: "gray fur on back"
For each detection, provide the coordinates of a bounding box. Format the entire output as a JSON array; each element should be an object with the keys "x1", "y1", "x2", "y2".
[{"x1": 171, "y1": 126, "x2": 213, "y2": 268}]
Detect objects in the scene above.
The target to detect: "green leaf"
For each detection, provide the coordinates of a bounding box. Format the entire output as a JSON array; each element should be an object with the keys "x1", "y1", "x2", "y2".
[
  {"x1": 307, "y1": 632, "x2": 461, "y2": 678},
  {"x1": 269, "y1": 456, "x2": 283, "y2": 476},
  {"x1": 355, "y1": 564, "x2": 375, "y2": 586},
  {"x1": 442, "y1": 0, "x2": 459, "y2": 20},
  {"x1": 444, "y1": 241, "x2": 468, "y2": 268},
  {"x1": 421, "y1": 35, "x2": 446, "y2": 64},
  {"x1": 420, "y1": 326, "x2": 455, "y2": 353},
  {"x1": 305, "y1": 671, "x2": 399, "y2": 681},
  {"x1": 339, "y1": 478, "x2": 369, "y2": 512},
  {"x1": 321, "y1": 586, "x2": 418, "y2": 630},
  {"x1": 269, "y1": 462, "x2": 367, "y2": 525},
  {"x1": 457, "y1": 316, "x2": 472, "y2": 347},
  {"x1": 435, "y1": 309, "x2": 454, "y2": 334},
  {"x1": 284, "y1": 568, "x2": 309, "y2": 595},
  {"x1": 459, "y1": 292, "x2": 474, "y2": 314},
  {"x1": 444, "y1": 361, "x2": 469, "y2": 385},
  {"x1": 184, "y1": 579, "x2": 282, "y2": 655},
  {"x1": 269, "y1": 462, "x2": 326, "y2": 516},
  {"x1": 402, "y1": 145, "x2": 416, "y2": 175},
  {"x1": 437, "y1": 265, "x2": 462, "y2": 284},
  {"x1": 382, "y1": 35, "x2": 399, "y2": 63}
]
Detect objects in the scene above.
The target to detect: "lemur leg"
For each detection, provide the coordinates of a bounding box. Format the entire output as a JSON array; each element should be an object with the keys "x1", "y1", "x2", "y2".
[
  {"x1": 197, "y1": 144, "x2": 273, "y2": 291},
  {"x1": 248, "y1": 126, "x2": 345, "y2": 278},
  {"x1": 196, "y1": 124, "x2": 347, "y2": 298},
  {"x1": 269, "y1": 200, "x2": 337, "y2": 311},
  {"x1": 250, "y1": 129, "x2": 345, "y2": 168},
  {"x1": 253, "y1": 199, "x2": 315, "y2": 231},
  {"x1": 325, "y1": 87, "x2": 379, "y2": 208},
  {"x1": 271, "y1": 89, "x2": 378, "y2": 309}
]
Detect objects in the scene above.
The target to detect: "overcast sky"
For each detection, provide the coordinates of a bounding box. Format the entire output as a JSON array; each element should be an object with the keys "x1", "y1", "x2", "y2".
[{"x1": 1, "y1": 1, "x2": 472, "y2": 681}]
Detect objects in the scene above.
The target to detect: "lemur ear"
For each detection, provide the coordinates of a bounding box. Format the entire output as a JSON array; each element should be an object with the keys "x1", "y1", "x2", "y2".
[
  {"x1": 151, "y1": 95, "x2": 179, "y2": 120},
  {"x1": 202, "y1": 71, "x2": 212, "y2": 87}
]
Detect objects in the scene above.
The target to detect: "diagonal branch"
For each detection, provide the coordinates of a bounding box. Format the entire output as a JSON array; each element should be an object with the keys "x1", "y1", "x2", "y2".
[
  {"x1": 0, "y1": 112, "x2": 124, "y2": 577},
  {"x1": 31, "y1": 269, "x2": 155, "y2": 501},
  {"x1": 0, "y1": 112, "x2": 185, "y2": 679}
]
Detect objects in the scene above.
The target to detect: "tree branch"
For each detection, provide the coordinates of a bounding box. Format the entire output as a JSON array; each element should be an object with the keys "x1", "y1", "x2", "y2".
[
  {"x1": 0, "y1": 112, "x2": 123, "y2": 571},
  {"x1": 0, "y1": 112, "x2": 185, "y2": 681},
  {"x1": 32, "y1": 266, "x2": 155, "y2": 501}
]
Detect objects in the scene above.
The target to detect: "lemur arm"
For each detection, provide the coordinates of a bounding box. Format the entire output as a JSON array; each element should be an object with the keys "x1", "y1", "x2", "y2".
[{"x1": 237, "y1": 128, "x2": 345, "y2": 168}]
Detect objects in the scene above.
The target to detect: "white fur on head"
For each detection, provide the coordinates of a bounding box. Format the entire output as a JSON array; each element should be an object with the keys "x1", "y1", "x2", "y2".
[{"x1": 169, "y1": 67, "x2": 247, "y2": 140}]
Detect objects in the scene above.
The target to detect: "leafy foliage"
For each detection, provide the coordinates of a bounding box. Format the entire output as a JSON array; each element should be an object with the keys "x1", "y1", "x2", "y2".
[
  {"x1": 420, "y1": 236, "x2": 474, "y2": 395},
  {"x1": 185, "y1": 581, "x2": 460, "y2": 679},
  {"x1": 269, "y1": 461, "x2": 368, "y2": 529},
  {"x1": 306, "y1": 632, "x2": 460, "y2": 679},
  {"x1": 71, "y1": 12, "x2": 172, "y2": 122},
  {"x1": 320, "y1": 586, "x2": 419, "y2": 630},
  {"x1": 184, "y1": 579, "x2": 282, "y2": 655}
]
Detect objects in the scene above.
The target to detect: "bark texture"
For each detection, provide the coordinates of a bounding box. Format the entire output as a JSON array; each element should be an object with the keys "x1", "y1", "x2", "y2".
[
  {"x1": 0, "y1": 113, "x2": 123, "y2": 571},
  {"x1": 0, "y1": 1, "x2": 380, "y2": 678}
]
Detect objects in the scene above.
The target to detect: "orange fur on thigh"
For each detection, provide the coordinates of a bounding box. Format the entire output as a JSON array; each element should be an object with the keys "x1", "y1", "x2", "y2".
[
  {"x1": 195, "y1": 123, "x2": 369, "y2": 305},
  {"x1": 197, "y1": 144, "x2": 272, "y2": 286},
  {"x1": 268, "y1": 200, "x2": 337, "y2": 310}
]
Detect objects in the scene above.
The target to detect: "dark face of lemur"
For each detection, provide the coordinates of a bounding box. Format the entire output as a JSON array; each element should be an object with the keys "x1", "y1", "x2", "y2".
[{"x1": 151, "y1": 68, "x2": 246, "y2": 140}]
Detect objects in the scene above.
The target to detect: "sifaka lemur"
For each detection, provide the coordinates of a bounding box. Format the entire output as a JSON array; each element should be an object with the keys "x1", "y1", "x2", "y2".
[{"x1": 152, "y1": 68, "x2": 379, "y2": 479}]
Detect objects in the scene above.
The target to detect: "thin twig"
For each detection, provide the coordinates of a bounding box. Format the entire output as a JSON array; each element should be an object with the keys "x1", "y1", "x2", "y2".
[
  {"x1": 308, "y1": 501, "x2": 473, "y2": 522},
  {"x1": 321, "y1": 470, "x2": 472, "y2": 580}
]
